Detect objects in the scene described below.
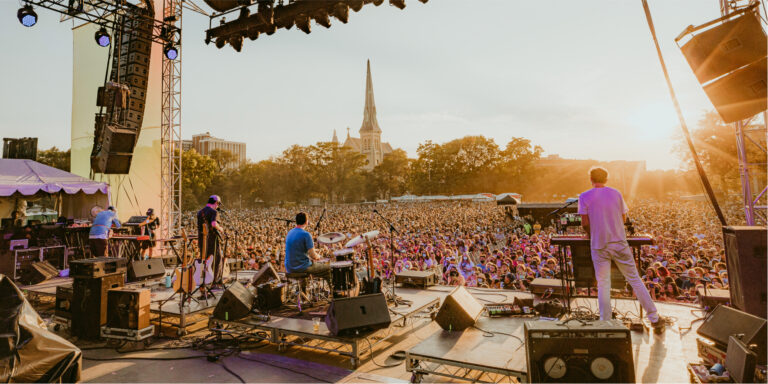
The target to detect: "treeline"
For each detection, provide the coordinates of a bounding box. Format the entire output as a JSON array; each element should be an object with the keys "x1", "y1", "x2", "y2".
[{"x1": 181, "y1": 135, "x2": 708, "y2": 210}]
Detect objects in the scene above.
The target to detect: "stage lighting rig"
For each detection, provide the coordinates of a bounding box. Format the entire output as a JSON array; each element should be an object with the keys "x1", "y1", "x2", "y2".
[
  {"x1": 164, "y1": 44, "x2": 179, "y2": 59},
  {"x1": 94, "y1": 27, "x2": 110, "y2": 47},
  {"x1": 16, "y1": 0, "x2": 178, "y2": 46},
  {"x1": 205, "y1": 0, "x2": 427, "y2": 51},
  {"x1": 17, "y1": 5, "x2": 37, "y2": 27}
]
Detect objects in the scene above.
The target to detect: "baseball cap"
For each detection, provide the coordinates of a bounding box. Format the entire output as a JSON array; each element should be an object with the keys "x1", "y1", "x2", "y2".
[{"x1": 209, "y1": 195, "x2": 222, "y2": 204}]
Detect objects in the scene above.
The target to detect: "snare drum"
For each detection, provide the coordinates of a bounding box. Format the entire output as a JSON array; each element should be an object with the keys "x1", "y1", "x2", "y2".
[
  {"x1": 330, "y1": 261, "x2": 356, "y2": 293},
  {"x1": 333, "y1": 248, "x2": 355, "y2": 262}
]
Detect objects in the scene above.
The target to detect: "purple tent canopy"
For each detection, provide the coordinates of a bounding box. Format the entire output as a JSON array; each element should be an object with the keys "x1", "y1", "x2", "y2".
[{"x1": 0, "y1": 159, "x2": 108, "y2": 196}]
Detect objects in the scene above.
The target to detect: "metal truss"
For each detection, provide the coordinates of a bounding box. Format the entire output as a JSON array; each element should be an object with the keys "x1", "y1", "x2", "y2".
[
  {"x1": 406, "y1": 354, "x2": 526, "y2": 384},
  {"x1": 27, "y1": 0, "x2": 176, "y2": 45},
  {"x1": 161, "y1": 0, "x2": 182, "y2": 239}
]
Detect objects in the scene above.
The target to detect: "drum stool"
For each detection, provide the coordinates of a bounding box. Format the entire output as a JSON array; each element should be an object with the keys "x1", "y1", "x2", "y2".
[{"x1": 285, "y1": 272, "x2": 315, "y2": 313}]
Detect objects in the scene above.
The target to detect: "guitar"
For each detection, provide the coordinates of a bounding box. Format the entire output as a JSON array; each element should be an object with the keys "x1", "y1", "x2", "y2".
[
  {"x1": 217, "y1": 230, "x2": 231, "y2": 280},
  {"x1": 361, "y1": 236, "x2": 382, "y2": 295},
  {"x1": 171, "y1": 230, "x2": 194, "y2": 293},
  {"x1": 191, "y1": 222, "x2": 215, "y2": 287}
]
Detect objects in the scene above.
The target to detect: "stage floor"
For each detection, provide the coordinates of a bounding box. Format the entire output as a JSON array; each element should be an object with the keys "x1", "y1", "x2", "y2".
[{"x1": 66, "y1": 285, "x2": 704, "y2": 383}]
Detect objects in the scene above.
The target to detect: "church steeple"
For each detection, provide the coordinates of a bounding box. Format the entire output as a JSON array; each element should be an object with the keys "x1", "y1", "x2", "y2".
[
  {"x1": 332, "y1": 129, "x2": 339, "y2": 145},
  {"x1": 359, "y1": 59, "x2": 381, "y2": 133}
]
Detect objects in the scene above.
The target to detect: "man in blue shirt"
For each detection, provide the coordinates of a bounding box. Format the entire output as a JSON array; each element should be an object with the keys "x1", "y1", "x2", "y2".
[
  {"x1": 89, "y1": 206, "x2": 121, "y2": 257},
  {"x1": 285, "y1": 212, "x2": 330, "y2": 282}
]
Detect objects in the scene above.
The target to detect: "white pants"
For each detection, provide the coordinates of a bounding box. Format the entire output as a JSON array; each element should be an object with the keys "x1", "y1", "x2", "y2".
[{"x1": 591, "y1": 242, "x2": 659, "y2": 323}]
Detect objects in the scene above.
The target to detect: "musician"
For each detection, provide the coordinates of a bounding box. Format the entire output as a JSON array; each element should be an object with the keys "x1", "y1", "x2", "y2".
[
  {"x1": 138, "y1": 208, "x2": 160, "y2": 260},
  {"x1": 284, "y1": 212, "x2": 330, "y2": 282},
  {"x1": 197, "y1": 195, "x2": 226, "y2": 288},
  {"x1": 89, "y1": 206, "x2": 121, "y2": 257},
  {"x1": 578, "y1": 167, "x2": 664, "y2": 333}
]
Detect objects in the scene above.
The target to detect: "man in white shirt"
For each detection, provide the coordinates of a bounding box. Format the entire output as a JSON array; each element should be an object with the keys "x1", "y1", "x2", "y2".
[{"x1": 579, "y1": 167, "x2": 664, "y2": 333}]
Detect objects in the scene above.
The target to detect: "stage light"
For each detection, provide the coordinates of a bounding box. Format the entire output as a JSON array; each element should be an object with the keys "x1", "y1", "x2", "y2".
[
  {"x1": 390, "y1": 0, "x2": 405, "y2": 9},
  {"x1": 238, "y1": 7, "x2": 250, "y2": 19},
  {"x1": 164, "y1": 44, "x2": 178, "y2": 60},
  {"x1": 372, "y1": 0, "x2": 384, "y2": 6},
  {"x1": 313, "y1": 9, "x2": 331, "y2": 28},
  {"x1": 17, "y1": 5, "x2": 37, "y2": 27},
  {"x1": 215, "y1": 37, "x2": 226, "y2": 49},
  {"x1": 246, "y1": 27, "x2": 260, "y2": 40},
  {"x1": 257, "y1": 2, "x2": 274, "y2": 25},
  {"x1": 94, "y1": 27, "x2": 111, "y2": 47},
  {"x1": 331, "y1": 3, "x2": 349, "y2": 23},
  {"x1": 230, "y1": 35, "x2": 243, "y2": 52},
  {"x1": 295, "y1": 14, "x2": 311, "y2": 34},
  {"x1": 418, "y1": 0, "x2": 428, "y2": 3},
  {"x1": 264, "y1": 23, "x2": 277, "y2": 35}
]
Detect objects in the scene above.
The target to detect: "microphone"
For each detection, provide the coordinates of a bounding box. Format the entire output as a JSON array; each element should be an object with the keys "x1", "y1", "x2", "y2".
[{"x1": 217, "y1": 207, "x2": 227, "y2": 213}]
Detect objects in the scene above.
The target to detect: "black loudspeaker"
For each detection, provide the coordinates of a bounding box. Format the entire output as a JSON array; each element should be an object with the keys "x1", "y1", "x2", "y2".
[
  {"x1": 90, "y1": 123, "x2": 137, "y2": 174},
  {"x1": 680, "y1": 12, "x2": 767, "y2": 84},
  {"x1": 697, "y1": 304, "x2": 766, "y2": 364},
  {"x1": 434, "y1": 286, "x2": 483, "y2": 331},
  {"x1": 213, "y1": 282, "x2": 254, "y2": 321},
  {"x1": 128, "y1": 258, "x2": 165, "y2": 282},
  {"x1": 255, "y1": 282, "x2": 285, "y2": 311},
  {"x1": 71, "y1": 273, "x2": 125, "y2": 339},
  {"x1": 325, "y1": 293, "x2": 391, "y2": 337},
  {"x1": 726, "y1": 335, "x2": 757, "y2": 383},
  {"x1": 19, "y1": 260, "x2": 58, "y2": 285},
  {"x1": 703, "y1": 57, "x2": 767, "y2": 123},
  {"x1": 723, "y1": 226, "x2": 767, "y2": 319},
  {"x1": 251, "y1": 263, "x2": 280, "y2": 287},
  {"x1": 525, "y1": 320, "x2": 635, "y2": 383}
]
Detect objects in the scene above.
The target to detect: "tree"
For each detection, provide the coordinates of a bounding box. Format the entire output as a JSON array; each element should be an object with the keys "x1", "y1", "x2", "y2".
[
  {"x1": 181, "y1": 150, "x2": 217, "y2": 210},
  {"x1": 37, "y1": 147, "x2": 70, "y2": 171},
  {"x1": 209, "y1": 149, "x2": 238, "y2": 172},
  {"x1": 369, "y1": 149, "x2": 410, "y2": 199}
]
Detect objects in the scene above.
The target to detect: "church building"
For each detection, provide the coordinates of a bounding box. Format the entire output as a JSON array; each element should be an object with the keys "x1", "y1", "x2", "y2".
[{"x1": 332, "y1": 60, "x2": 395, "y2": 171}]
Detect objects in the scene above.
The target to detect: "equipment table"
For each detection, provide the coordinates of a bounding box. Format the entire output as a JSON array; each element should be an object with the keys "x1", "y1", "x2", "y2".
[{"x1": 406, "y1": 316, "x2": 529, "y2": 383}]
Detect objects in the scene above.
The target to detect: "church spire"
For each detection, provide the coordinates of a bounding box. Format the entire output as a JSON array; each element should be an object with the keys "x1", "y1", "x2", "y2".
[
  {"x1": 332, "y1": 129, "x2": 339, "y2": 145},
  {"x1": 359, "y1": 59, "x2": 381, "y2": 133}
]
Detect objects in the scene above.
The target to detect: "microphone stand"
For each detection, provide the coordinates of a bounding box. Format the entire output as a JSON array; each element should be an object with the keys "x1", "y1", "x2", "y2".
[
  {"x1": 274, "y1": 218, "x2": 294, "y2": 268},
  {"x1": 547, "y1": 200, "x2": 577, "y2": 235},
  {"x1": 372, "y1": 209, "x2": 402, "y2": 304}
]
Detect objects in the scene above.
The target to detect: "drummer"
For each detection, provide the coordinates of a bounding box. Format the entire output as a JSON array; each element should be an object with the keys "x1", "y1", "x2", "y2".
[{"x1": 284, "y1": 212, "x2": 331, "y2": 283}]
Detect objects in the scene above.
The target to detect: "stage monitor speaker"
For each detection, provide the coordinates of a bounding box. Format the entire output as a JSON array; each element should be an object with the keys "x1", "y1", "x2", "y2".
[
  {"x1": 213, "y1": 281, "x2": 254, "y2": 321},
  {"x1": 71, "y1": 273, "x2": 125, "y2": 339},
  {"x1": 128, "y1": 258, "x2": 165, "y2": 282},
  {"x1": 19, "y1": 260, "x2": 58, "y2": 285},
  {"x1": 698, "y1": 304, "x2": 766, "y2": 364},
  {"x1": 325, "y1": 293, "x2": 391, "y2": 337},
  {"x1": 680, "y1": 12, "x2": 767, "y2": 84},
  {"x1": 703, "y1": 57, "x2": 767, "y2": 123},
  {"x1": 723, "y1": 226, "x2": 767, "y2": 318},
  {"x1": 726, "y1": 335, "x2": 757, "y2": 383},
  {"x1": 106, "y1": 287, "x2": 150, "y2": 330},
  {"x1": 255, "y1": 282, "x2": 285, "y2": 311},
  {"x1": 525, "y1": 319, "x2": 635, "y2": 383},
  {"x1": 434, "y1": 286, "x2": 483, "y2": 331},
  {"x1": 251, "y1": 263, "x2": 280, "y2": 287}
]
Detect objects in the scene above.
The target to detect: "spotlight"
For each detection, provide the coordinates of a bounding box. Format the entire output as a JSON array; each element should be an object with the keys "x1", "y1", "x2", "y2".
[
  {"x1": 164, "y1": 44, "x2": 178, "y2": 60},
  {"x1": 17, "y1": 5, "x2": 37, "y2": 27},
  {"x1": 256, "y1": 2, "x2": 274, "y2": 24},
  {"x1": 230, "y1": 35, "x2": 243, "y2": 52},
  {"x1": 418, "y1": 0, "x2": 427, "y2": 3},
  {"x1": 348, "y1": 0, "x2": 364, "y2": 12},
  {"x1": 390, "y1": 0, "x2": 406, "y2": 9},
  {"x1": 238, "y1": 7, "x2": 250, "y2": 19},
  {"x1": 295, "y1": 14, "x2": 311, "y2": 34},
  {"x1": 215, "y1": 37, "x2": 226, "y2": 49},
  {"x1": 264, "y1": 23, "x2": 277, "y2": 35},
  {"x1": 372, "y1": 0, "x2": 384, "y2": 6},
  {"x1": 331, "y1": 3, "x2": 349, "y2": 24},
  {"x1": 246, "y1": 27, "x2": 260, "y2": 40},
  {"x1": 313, "y1": 10, "x2": 331, "y2": 28},
  {"x1": 94, "y1": 27, "x2": 111, "y2": 47}
]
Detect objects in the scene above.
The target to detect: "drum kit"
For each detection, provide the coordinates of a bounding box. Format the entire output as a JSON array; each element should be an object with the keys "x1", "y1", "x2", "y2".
[{"x1": 316, "y1": 230, "x2": 380, "y2": 298}]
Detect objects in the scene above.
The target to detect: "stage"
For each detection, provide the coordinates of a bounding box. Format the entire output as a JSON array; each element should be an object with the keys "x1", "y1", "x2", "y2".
[{"x1": 64, "y1": 285, "x2": 709, "y2": 383}]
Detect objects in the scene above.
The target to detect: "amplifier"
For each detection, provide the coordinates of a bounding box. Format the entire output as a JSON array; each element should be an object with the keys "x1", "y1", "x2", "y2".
[
  {"x1": 396, "y1": 270, "x2": 436, "y2": 288},
  {"x1": 106, "y1": 287, "x2": 150, "y2": 330},
  {"x1": 525, "y1": 319, "x2": 635, "y2": 383},
  {"x1": 530, "y1": 278, "x2": 564, "y2": 297},
  {"x1": 55, "y1": 285, "x2": 74, "y2": 320},
  {"x1": 70, "y1": 257, "x2": 127, "y2": 278},
  {"x1": 72, "y1": 272, "x2": 125, "y2": 339},
  {"x1": 255, "y1": 282, "x2": 285, "y2": 311}
]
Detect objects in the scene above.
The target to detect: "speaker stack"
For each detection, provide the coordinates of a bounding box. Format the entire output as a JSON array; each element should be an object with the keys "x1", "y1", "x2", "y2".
[
  {"x1": 71, "y1": 272, "x2": 125, "y2": 339},
  {"x1": 679, "y1": 11, "x2": 767, "y2": 123},
  {"x1": 722, "y1": 226, "x2": 767, "y2": 319},
  {"x1": 90, "y1": 4, "x2": 152, "y2": 174}
]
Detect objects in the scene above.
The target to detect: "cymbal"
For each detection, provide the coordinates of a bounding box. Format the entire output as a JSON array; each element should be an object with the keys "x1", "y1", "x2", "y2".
[
  {"x1": 317, "y1": 232, "x2": 346, "y2": 245},
  {"x1": 344, "y1": 230, "x2": 380, "y2": 248}
]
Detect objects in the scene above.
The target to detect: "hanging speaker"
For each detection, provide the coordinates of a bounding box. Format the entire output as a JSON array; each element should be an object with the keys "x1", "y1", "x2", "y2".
[
  {"x1": 702, "y1": 57, "x2": 767, "y2": 123},
  {"x1": 680, "y1": 12, "x2": 766, "y2": 84}
]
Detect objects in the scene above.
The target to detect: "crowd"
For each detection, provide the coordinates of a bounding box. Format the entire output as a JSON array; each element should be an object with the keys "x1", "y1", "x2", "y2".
[{"x1": 183, "y1": 199, "x2": 744, "y2": 304}]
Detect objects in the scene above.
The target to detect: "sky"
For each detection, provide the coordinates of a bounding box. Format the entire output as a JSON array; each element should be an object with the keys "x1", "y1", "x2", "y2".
[{"x1": 0, "y1": 0, "x2": 734, "y2": 170}]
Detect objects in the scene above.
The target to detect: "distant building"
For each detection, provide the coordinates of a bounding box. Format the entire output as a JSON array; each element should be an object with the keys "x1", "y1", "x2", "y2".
[
  {"x1": 181, "y1": 140, "x2": 193, "y2": 152},
  {"x1": 191, "y1": 132, "x2": 246, "y2": 169},
  {"x1": 333, "y1": 60, "x2": 396, "y2": 171}
]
